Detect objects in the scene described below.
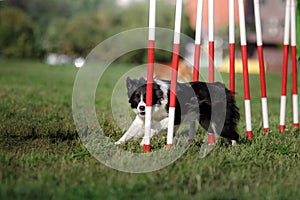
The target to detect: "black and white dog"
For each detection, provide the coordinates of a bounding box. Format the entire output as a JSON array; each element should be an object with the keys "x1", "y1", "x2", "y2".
[{"x1": 115, "y1": 77, "x2": 240, "y2": 145}]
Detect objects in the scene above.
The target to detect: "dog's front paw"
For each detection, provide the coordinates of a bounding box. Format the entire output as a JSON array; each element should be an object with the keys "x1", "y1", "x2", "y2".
[
  {"x1": 140, "y1": 138, "x2": 145, "y2": 146},
  {"x1": 115, "y1": 140, "x2": 123, "y2": 145}
]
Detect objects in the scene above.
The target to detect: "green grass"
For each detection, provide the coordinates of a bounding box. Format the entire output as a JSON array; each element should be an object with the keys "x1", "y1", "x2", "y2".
[{"x1": 0, "y1": 59, "x2": 299, "y2": 199}]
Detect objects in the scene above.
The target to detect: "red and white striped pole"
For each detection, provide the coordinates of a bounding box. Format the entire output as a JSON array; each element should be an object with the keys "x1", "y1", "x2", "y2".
[
  {"x1": 253, "y1": 0, "x2": 269, "y2": 133},
  {"x1": 208, "y1": 0, "x2": 214, "y2": 83},
  {"x1": 207, "y1": 0, "x2": 215, "y2": 145},
  {"x1": 238, "y1": 0, "x2": 253, "y2": 140},
  {"x1": 291, "y1": 0, "x2": 299, "y2": 128},
  {"x1": 166, "y1": 0, "x2": 183, "y2": 147},
  {"x1": 279, "y1": 0, "x2": 291, "y2": 133},
  {"x1": 144, "y1": 0, "x2": 156, "y2": 152},
  {"x1": 193, "y1": 0, "x2": 203, "y2": 82},
  {"x1": 189, "y1": 0, "x2": 203, "y2": 142},
  {"x1": 229, "y1": 0, "x2": 235, "y2": 96}
]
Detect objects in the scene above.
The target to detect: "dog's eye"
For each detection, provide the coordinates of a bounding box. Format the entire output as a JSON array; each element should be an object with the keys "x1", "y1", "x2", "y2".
[{"x1": 158, "y1": 98, "x2": 164, "y2": 105}]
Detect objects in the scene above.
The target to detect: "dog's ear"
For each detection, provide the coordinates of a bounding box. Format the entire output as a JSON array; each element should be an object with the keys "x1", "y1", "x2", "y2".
[
  {"x1": 126, "y1": 77, "x2": 138, "y2": 98},
  {"x1": 153, "y1": 83, "x2": 164, "y2": 99}
]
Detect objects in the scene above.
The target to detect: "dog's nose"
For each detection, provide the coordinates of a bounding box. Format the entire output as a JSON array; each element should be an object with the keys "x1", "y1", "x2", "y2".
[{"x1": 139, "y1": 106, "x2": 145, "y2": 111}]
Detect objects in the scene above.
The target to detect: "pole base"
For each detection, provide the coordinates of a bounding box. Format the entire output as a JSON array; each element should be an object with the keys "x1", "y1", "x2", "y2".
[
  {"x1": 246, "y1": 131, "x2": 253, "y2": 140},
  {"x1": 263, "y1": 128, "x2": 270, "y2": 134},
  {"x1": 279, "y1": 125, "x2": 286, "y2": 133},
  {"x1": 143, "y1": 144, "x2": 151, "y2": 152},
  {"x1": 294, "y1": 123, "x2": 299, "y2": 128},
  {"x1": 166, "y1": 144, "x2": 173, "y2": 148},
  {"x1": 208, "y1": 133, "x2": 215, "y2": 145}
]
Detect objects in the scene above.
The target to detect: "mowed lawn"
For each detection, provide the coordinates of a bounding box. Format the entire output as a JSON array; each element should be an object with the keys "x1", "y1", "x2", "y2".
[{"x1": 0, "y1": 59, "x2": 299, "y2": 199}]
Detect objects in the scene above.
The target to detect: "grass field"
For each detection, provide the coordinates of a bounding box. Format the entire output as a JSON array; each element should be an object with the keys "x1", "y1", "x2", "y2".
[{"x1": 0, "y1": 59, "x2": 299, "y2": 199}]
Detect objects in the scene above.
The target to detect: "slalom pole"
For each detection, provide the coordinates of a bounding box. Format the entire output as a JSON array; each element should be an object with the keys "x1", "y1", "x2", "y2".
[
  {"x1": 208, "y1": 0, "x2": 214, "y2": 83},
  {"x1": 291, "y1": 0, "x2": 299, "y2": 128},
  {"x1": 279, "y1": 0, "x2": 291, "y2": 133},
  {"x1": 193, "y1": 0, "x2": 203, "y2": 82},
  {"x1": 166, "y1": 0, "x2": 183, "y2": 147},
  {"x1": 253, "y1": 0, "x2": 269, "y2": 133},
  {"x1": 144, "y1": 0, "x2": 156, "y2": 152},
  {"x1": 207, "y1": 0, "x2": 215, "y2": 145},
  {"x1": 189, "y1": 0, "x2": 203, "y2": 142},
  {"x1": 238, "y1": 0, "x2": 253, "y2": 140},
  {"x1": 229, "y1": 0, "x2": 235, "y2": 96}
]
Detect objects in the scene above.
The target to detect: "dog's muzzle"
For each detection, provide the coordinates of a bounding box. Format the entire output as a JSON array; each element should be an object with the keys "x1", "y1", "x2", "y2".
[{"x1": 138, "y1": 105, "x2": 146, "y2": 117}]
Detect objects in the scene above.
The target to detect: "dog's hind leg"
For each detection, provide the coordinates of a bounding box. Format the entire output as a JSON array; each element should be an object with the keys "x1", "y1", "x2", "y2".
[
  {"x1": 188, "y1": 121, "x2": 196, "y2": 143},
  {"x1": 231, "y1": 140, "x2": 237, "y2": 146}
]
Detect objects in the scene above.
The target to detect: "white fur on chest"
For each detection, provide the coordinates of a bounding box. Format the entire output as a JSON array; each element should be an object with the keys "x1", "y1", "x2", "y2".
[{"x1": 115, "y1": 79, "x2": 171, "y2": 145}]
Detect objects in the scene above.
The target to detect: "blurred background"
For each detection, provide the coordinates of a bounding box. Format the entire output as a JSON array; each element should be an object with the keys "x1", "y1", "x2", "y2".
[
  {"x1": 0, "y1": 0, "x2": 299, "y2": 71},
  {"x1": 0, "y1": 0, "x2": 191, "y2": 64}
]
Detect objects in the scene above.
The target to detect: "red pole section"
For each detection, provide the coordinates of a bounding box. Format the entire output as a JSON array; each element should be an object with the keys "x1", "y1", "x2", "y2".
[
  {"x1": 144, "y1": 0, "x2": 156, "y2": 152},
  {"x1": 229, "y1": 43, "x2": 235, "y2": 95},
  {"x1": 291, "y1": 0, "x2": 299, "y2": 128},
  {"x1": 254, "y1": 0, "x2": 269, "y2": 133},
  {"x1": 209, "y1": 42, "x2": 214, "y2": 83},
  {"x1": 279, "y1": 0, "x2": 291, "y2": 133},
  {"x1": 146, "y1": 40, "x2": 155, "y2": 107},
  {"x1": 193, "y1": 44, "x2": 201, "y2": 81},
  {"x1": 238, "y1": 0, "x2": 253, "y2": 140},
  {"x1": 170, "y1": 44, "x2": 180, "y2": 109},
  {"x1": 166, "y1": 0, "x2": 182, "y2": 147},
  {"x1": 229, "y1": 0, "x2": 235, "y2": 96}
]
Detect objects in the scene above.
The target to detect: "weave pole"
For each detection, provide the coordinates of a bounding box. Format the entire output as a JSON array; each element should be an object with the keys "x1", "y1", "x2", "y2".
[
  {"x1": 166, "y1": 0, "x2": 183, "y2": 147},
  {"x1": 291, "y1": 0, "x2": 299, "y2": 128},
  {"x1": 229, "y1": 0, "x2": 235, "y2": 96},
  {"x1": 144, "y1": 0, "x2": 156, "y2": 152},
  {"x1": 253, "y1": 0, "x2": 269, "y2": 133},
  {"x1": 208, "y1": 0, "x2": 214, "y2": 83},
  {"x1": 238, "y1": 0, "x2": 253, "y2": 140},
  {"x1": 207, "y1": 0, "x2": 216, "y2": 145},
  {"x1": 279, "y1": 0, "x2": 291, "y2": 132},
  {"x1": 193, "y1": 0, "x2": 203, "y2": 82},
  {"x1": 189, "y1": 0, "x2": 203, "y2": 142}
]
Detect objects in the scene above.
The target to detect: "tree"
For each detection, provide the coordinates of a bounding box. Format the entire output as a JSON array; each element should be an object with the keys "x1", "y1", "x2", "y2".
[
  {"x1": 58, "y1": 14, "x2": 104, "y2": 57},
  {"x1": 0, "y1": 7, "x2": 41, "y2": 58}
]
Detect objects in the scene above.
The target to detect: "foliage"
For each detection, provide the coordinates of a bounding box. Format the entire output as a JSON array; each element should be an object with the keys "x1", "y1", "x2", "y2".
[
  {"x1": 45, "y1": 18, "x2": 69, "y2": 55},
  {"x1": 2, "y1": 0, "x2": 110, "y2": 32},
  {"x1": 0, "y1": 1, "x2": 194, "y2": 61},
  {"x1": 47, "y1": 14, "x2": 104, "y2": 57},
  {"x1": 0, "y1": 7, "x2": 42, "y2": 58}
]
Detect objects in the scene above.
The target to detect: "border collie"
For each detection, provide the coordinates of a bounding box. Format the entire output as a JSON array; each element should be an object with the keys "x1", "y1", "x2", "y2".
[{"x1": 115, "y1": 77, "x2": 240, "y2": 145}]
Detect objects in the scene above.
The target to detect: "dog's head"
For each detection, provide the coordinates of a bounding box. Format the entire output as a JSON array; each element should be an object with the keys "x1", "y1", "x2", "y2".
[{"x1": 126, "y1": 77, "x2": 165, "y2": 118}]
